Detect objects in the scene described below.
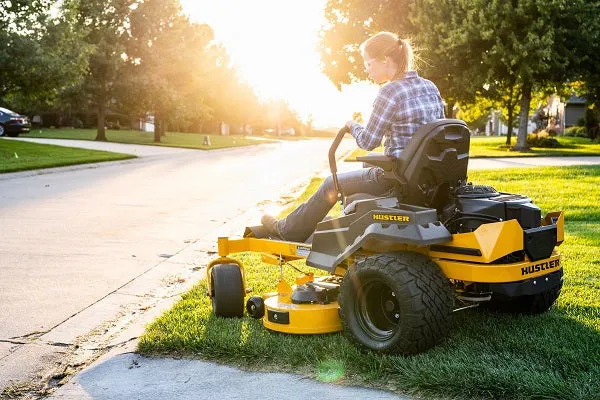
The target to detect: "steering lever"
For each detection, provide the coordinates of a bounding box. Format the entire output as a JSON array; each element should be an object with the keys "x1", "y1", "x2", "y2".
[{"x1": 328, "y1": 126, "x2": 350, "y2": 205}]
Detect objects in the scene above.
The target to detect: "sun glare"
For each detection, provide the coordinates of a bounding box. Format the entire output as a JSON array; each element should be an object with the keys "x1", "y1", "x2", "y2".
[{"x1": 179, "y1": 0, "x2": 377, "y2": 129}]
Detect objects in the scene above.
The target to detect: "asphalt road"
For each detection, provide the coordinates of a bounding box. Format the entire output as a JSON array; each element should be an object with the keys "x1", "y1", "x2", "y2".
[{"x1": 0, "y1": 137, "x2": 357, "y2": 390}]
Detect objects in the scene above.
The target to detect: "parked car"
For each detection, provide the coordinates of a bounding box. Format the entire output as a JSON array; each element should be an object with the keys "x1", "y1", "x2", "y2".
[{"x1": 0, "y1": 107, "x2": 31, "y2": 137}]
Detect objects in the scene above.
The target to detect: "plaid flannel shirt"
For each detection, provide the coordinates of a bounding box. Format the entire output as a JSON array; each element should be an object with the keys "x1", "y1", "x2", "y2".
[{"x1": 350, "y1": 71, "x2": 445, "y2": 158}]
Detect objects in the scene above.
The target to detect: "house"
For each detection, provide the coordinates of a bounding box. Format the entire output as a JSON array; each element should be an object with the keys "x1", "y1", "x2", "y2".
[{"x1": 563, "y1": 95, "x2": 586, "y2": 128}]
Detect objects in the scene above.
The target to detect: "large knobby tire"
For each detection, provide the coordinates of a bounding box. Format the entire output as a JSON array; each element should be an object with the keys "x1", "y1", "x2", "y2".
[
  {"x1": 210, "y1": 264, "x2": 244, "y2": 318},
  {"x1": 339, "y1": 252, "x2": 453, "y2": 355},
  {"x1": 484, "y1": 280, "x2": 562, "y2": 314}
]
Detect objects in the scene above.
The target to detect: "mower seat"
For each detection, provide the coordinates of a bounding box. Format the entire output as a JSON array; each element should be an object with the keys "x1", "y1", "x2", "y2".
[{"x1": 351, "y1": 119, "x2": 470, "y2": 211}]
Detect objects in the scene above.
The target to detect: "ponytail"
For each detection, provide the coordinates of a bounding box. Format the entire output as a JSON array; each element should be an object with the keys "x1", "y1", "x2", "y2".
[{"x1": 361, "y1": 32, "x2": 414, "y2": 80}]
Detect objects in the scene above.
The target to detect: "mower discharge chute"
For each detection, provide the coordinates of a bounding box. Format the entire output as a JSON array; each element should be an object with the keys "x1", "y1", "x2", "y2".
[{"x1": 206, "y1": 119, "x2": 564, "y2": 355}]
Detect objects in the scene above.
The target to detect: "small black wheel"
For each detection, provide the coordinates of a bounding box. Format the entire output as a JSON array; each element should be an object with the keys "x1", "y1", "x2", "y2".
[
  {"x1": 211, "y1": 264, "x2": 244, "y2": 318},
  {"x1": 484, "y1": 280, "x2": 563, "y2": 314},
  {"x1": 339, "y1": 252, "x2": 453, "y2": 355},
  {"x1": 246, "y1": 296, "x2": 265, "y2": 319}
]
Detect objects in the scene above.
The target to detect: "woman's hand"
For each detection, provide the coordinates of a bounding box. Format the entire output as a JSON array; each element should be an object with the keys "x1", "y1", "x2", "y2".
[{"x1": 345, "y1": 120, "x2": 354, "y2": 129}]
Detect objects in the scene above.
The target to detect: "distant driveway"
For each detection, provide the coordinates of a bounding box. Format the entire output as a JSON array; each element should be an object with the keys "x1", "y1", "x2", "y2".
[
  {"x1": 3, "y1": 137, "x2": 193, "y2": 157},
  {"x1": 468, "y1": 156, "x2": 600, "y2": 169}
]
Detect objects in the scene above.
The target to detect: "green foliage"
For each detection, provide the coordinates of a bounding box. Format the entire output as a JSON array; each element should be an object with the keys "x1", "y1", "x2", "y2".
[
  {"x1": 0, "y1": 0, "x2": 88, "y2": 110},
  {"x1": 119, "y1": 0, "x2": 216, "y2": 139},
  {"x1": 320, "y1": 0, "x2": 600, "y2": 149},
  {"x1": 526, "y1": 131, "x2": 561, "y2": 148},
  {"x1": 565, "y1": 126, "x2": 588, "y2": 137},
  {"x1": 456, "y1": 98, "x2": 495, "y2": 131}
]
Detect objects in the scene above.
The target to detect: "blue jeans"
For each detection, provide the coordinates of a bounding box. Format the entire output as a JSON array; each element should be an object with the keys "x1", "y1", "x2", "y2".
[{"x1": 277, "y1": 167, "x2": 394, "y2": 242}]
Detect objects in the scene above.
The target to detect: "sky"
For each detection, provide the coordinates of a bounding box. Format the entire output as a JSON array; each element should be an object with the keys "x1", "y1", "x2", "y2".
[{"x1": 179, "y1": 0, "x2": 378, "y2": 129}]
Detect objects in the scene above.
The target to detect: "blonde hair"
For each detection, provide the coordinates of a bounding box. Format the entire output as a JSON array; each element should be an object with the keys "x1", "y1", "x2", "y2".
[{"x1": 360, "y1": 32, "x2": 413, "y2": 80}]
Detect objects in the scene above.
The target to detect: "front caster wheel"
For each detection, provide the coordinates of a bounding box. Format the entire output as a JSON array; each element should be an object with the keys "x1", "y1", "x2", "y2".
[{"x1": 246, "y1": 296, "x2": 265, "y2": 319}]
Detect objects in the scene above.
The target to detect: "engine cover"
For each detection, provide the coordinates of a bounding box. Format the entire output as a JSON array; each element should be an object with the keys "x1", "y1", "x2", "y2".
[{"x1": 450, "y1": 184, "x2": 541, "y2": 232}]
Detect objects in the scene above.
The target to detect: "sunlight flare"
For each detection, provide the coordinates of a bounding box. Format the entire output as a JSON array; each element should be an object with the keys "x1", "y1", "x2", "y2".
[{"x1": 180, "y1": 0, "x2": 377, "y2": 128}]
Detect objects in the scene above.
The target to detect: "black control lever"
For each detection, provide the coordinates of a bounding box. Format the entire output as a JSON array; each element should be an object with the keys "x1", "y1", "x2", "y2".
[{"x1": 328, "y1": 126, "x2": 350, "y2": 204}]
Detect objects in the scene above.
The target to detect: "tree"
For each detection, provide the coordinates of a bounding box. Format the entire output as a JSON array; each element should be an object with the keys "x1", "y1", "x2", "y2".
[
  {"x1": 65, "y1": 0, "x2": 136, "y2": 141},
  {"x1": 321, "y1": 0, "x2": 600, "y2": 151},
  {"x1": 0, "y1": 0, "x2": 88, "y2": 111},
  {"x1": 201, "y1": 44, "x2": 263, "y2": 134},
  {"x1": 123, "y1": 0, "x2": 216, "y2": 141},
  {"x1": 413, "y1": 0, "x2": 566, "y2": 147},
  {"x1": 320, "y1": 0, "x2": 413, "y2": 88}
]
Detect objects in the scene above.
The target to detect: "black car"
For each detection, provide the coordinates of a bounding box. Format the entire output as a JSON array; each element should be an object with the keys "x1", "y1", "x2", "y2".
[{"x1": 0, "y1": 107, "x2": 31, "y2": 137}]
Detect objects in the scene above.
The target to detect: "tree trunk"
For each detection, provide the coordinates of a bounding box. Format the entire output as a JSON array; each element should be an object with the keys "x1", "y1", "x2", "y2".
[
  {"x1": 504, "y1": 81, "x2": 517, "y2": 146},
  {"x1": 514, "y1": 82, "x2": 532, "y2": 151},
  {"x1": 160, "y1": 119, "x2": 166, "y2": 137},
  {"x1": 446, "y1": 100, "x2": 456, "y2": 118},
  {"x1": 506, "y1": 107, "x2": 514, "y2": 146},
  {"x1": 154, "y1": 112, "x2": 162, "y2": 143},
  {"x1": 95, "y1": 89, "x2": 107, "y2": 141}
]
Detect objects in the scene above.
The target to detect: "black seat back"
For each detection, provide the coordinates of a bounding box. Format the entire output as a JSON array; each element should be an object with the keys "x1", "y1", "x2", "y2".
[{"x1": 393, "y1": 119, "x2": 470, "y2": 209}]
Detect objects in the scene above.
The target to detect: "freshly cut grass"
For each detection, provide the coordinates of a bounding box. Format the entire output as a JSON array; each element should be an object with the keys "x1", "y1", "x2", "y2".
[
  {"x1": 139, "y1": 166, "x2": 600, "y2": 400},
  {"x1": 347, "y1": 136, "x2": 600, "y2": 160},
  {"x1": 26, "y1": 128, "x2": 282, "y2": 150},
  {"x1": 0, "y1": 139, "x2": 133, "y2": 173}
]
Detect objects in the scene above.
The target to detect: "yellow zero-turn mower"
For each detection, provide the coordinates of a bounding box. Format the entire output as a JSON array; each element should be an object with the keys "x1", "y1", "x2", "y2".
[{"x1": 206, "y1": 119, "x2": 564, "y2": 355}]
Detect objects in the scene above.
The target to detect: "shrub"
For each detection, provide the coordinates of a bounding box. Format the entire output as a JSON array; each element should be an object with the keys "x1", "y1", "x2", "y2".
[
  {"x1": 526, "y1": 130, "x2": 561, "y2": 148},
  {"x1": 564, "y1": 126, "x2": 587, "y2": 137}
]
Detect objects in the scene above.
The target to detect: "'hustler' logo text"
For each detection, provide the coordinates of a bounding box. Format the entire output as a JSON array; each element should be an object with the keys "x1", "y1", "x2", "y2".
[
  {"x1": 372, "y1": 214, "x2": 410, "y2": 222},
  {"x1": 521, "y1": 259, "x2": 560, "y2": 275}
]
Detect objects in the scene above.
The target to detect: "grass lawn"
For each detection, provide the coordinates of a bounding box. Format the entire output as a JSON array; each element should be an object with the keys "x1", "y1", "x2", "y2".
[
  {"x1": 347, "y1": 136, "x2": 600, "y2": 160},
  {"x1": 0, "y1": 139, "x2": 134, "y2": 173},
  {"x1": 138, "y1": 165, "x2": 600, "y2": 400},
  {"x1": 26, "y1": 128, "x2": 294, "y2": 150}
]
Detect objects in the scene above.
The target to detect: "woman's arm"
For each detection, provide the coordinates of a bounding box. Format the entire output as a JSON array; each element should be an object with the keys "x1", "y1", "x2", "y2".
[{"x1": 347, "y1": 86, "x2": 397, "y2": 151}]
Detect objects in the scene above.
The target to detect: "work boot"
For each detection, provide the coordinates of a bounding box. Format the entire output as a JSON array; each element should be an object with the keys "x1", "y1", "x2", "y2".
[{"x1": 261, "y1": 215, "x2": 285, "y2": 240}]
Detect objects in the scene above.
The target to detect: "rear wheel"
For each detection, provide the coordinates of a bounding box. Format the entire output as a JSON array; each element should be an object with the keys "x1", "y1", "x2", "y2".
[
  {"x1": 210, "y1": 264, "x2": 244, "y2": 317},
  {"x1": 484, "y1": 280, "x2": 562, "y2": 314},
  {"x1": 339, "y1": 252, "x2": 453, "y2": 355},
  {"x1": 0, "y1": 125, "x2": 5, "y2": 136}
]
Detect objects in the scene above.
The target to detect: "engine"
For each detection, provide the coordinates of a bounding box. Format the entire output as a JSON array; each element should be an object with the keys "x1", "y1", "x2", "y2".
[{"x1": 443, "y1": 183, "x2": 542, "y2": 234}]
